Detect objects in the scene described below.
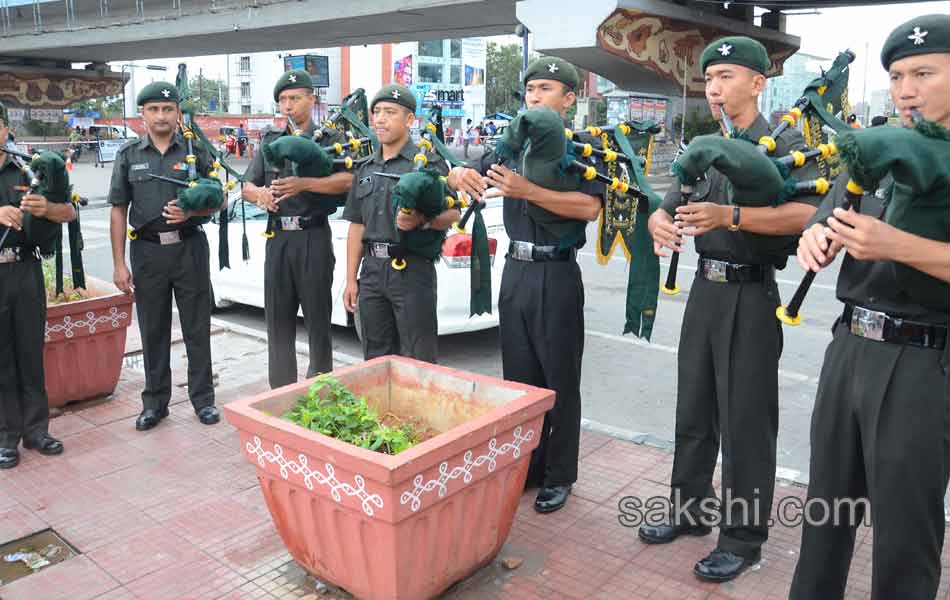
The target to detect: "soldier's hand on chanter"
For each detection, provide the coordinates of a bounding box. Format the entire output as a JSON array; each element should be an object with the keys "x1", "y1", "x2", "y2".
[
  {"x1": 825, "y1": 207, "x2": 899, "y2": 262},
  {"x1": 19, "y1": 194, "x2": 49, "y2": 218},
  {"x1": 162, "y1": 199, "x2": 191, "y2": 225},
  {"x1": 343, "y1": 280, "x2": 358, "y2": 313},
  {"x1": 271, "y1": 176, "x2": 308, "y2": 203},
  {"x1": 797, "y1": 222, "x2": 843, "y2": 272},
  {"x1": 484, "y1": 164, "x2": 533, "y2": 200},
  {"x1": 114, "y1": 263, "x2": 133, "y2": 295},
  {"x1": 396, "y1": 209, "x2": 426, "y2": 231},
  {"x1": 447, "y1": 166, "x2": 486, "y2": 201},
  {"x1": 674, "y1": 202, "x2": 729, "y2": 236},
  {"x1": 0, "y1": 205, "x2": 23, "y2": 230},
  {"x1": 648, "y1": 210, "x2": 682, "y2": 258},
  {"x1": 256, "y1": 187, "x2": 279, "y2": 213}
]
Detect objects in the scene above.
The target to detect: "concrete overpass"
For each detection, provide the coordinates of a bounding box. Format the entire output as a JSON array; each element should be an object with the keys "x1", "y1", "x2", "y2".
[{"x1": 0, "y1": 0, "x2": 929, "y2": 108}]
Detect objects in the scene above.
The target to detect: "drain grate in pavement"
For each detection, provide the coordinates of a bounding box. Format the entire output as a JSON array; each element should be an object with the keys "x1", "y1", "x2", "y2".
[{"x1": 0, "y1": 529, "x2": 78, "y2": 586}]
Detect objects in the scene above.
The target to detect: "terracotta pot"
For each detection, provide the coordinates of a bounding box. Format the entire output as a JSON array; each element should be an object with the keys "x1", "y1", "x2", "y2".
[
  {"x1": 44, "y1": 277, "x2": 135, "y2": 408},
  {"x1": 224, "y1": 355, "x2": 555, "y2": 600}
]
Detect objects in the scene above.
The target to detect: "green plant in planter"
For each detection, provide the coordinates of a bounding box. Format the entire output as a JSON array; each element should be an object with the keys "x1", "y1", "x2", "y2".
[
  {"x1": 42, "y1": 258, "x2": 87, "y2": 304},
  {"x1": 283, "y1": 374, "x2": 419, "y2": 455}
]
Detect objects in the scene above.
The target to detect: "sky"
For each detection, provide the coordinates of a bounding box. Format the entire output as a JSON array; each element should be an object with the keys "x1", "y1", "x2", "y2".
[{"x1": 115, "y1": 2, "x2": 950, "y2": 106}]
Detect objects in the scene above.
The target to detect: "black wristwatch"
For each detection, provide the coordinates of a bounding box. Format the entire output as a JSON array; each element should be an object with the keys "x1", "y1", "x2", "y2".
[{"x1": 729, "y1": 206, "x2": 741, "y2": 232}]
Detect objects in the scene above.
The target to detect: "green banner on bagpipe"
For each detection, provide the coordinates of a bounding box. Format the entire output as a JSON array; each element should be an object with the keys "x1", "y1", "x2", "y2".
[
  {"x1": 801, "y1": 50, "x2": 855, "y2": 180},
  {"x1": 582, "y1": 120, "x2": 663, "y2": 340}
]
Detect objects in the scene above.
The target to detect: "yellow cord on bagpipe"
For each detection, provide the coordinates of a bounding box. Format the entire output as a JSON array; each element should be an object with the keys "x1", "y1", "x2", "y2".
[
  {"x1": 580, "y1": 144, "x2": 593, "y2": 158},
  {"x1": 226, "y1": 180, "x2": 237, "y2": 190},
  {"x1": 332, "y1": 142, "x2": 344, "y2": 155},
  {"x1": 262, "y1": 230, "x2": 275, "y2": 238},
  {"x1": 582, "y1": 166, "x2": 597, "y2": 181},
  {"x1": 564, "y1": 128, "x2": 573, "y2": 140},
  {"x1": 188, "y1": 180, "x2": 198, "y2": 188},
  {"x1": 183, "y1": 129, "x2": 195, "y2": 140},
  {"x1": 758, "y1": 136, "x2": 777, "y2": 153},
  {"x1": 418, "y1": 139, "x2": 433, "y2": 153},
  {"x1": 603, "y1": 150, "x2": 618, "y2": 162},
  {"x1": 413, "y1": 153, "x2": 428, "y2": 167},
  {"x1": 127, "y1": 228, "x2": 137, "y2": 241},
  {"x1": 618, "y1": 123, "x2": 632, "y2": 136},
  {"x1": 586, "y1": 126, "x2": 603, "y2": 137},
  {"x1": 426, "y1": 122, "x2": 437, "y2": 134},
  {"x1": 609, "y1": 177, "x2": 629, "y2": 194},
  {"x1": 185, "y1": 155, "x2": 197, "y2": 164},
  {"x1": 791, "y1": 151, "x2": 806, "y2": 167},
  {"x1": 815, "y1": 178, "x2": 831, "y2": 195},
  {"x1": 846, "y1": 179, "x2": 864, "y2": 196},
  {"x1": 343, "y1": 156, "x2": 354, "y2": 169},
  {"x1": 819, "y1": 143, "x2": 837, "y2": 159},
  {"x1": 349, "y1": 138, "x2": 362, "y2": 153}
]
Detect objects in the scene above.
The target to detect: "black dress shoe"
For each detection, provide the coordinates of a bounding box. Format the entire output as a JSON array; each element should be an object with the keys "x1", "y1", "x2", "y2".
[
  {"x1": 638, "y1": 518, "x2": 712, "y2": 544},
  {"x1": 196, "y1": 405, "x2": 220, "y2": 425},
  {"x1": 135, "y1": 407, "x2": 169, "y2": 431},
  {"x1": 0, "y1": 448, "x2": 19, "y2": 469},
  {"x1": 23, "y1": 435, "x2": 64, "y2": 456},
  {"x1": 534, "y1": 485, "x2": 571, "y2": 513},
  {"x1": 693, "y1": 548, "x2": 759, "y2": 583}
]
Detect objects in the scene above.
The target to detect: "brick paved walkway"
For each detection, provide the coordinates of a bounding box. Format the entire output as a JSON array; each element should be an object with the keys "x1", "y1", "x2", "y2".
[{"x1": 1, "y1": 327, "x2": 948, "y2": 600}]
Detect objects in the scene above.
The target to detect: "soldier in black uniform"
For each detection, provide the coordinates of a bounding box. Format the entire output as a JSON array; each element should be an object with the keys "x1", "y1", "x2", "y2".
[
  {"x1": 109, "y1": 82, "x2": 222, "y2": 431},
  {"x1": 447, "y1": 57, "x2": 604, "y2": 514},
  {"x1": 342, "y1": 84, "x2": 458, "y2": 362},
  {"x1": 0, "y1": 102, "x2": 75, "y2": 469},
  {"x1": 244, "y1": 70, "x2": 353, "y2": 388},
  {"x1": 639, "y1": 37, "x2": 823, "y2": 582},
  {"x1": 790, "y1": 15, "x2": 950, "y2": 600}
]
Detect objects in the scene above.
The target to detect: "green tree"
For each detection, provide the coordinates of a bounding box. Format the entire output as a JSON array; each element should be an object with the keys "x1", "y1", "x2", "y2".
[
  {"x1": 188, "y1": 75, "x2": 228, "y2": 113},
  {"x1": 486, "y1": 42, "x2": 525, "y2": 117},
  {"x1": 68, "y1": 96, "x2": 123, "y2": 118},
  {"x1": 672, "y1": 107, "x2": 719, "y2": 143}
]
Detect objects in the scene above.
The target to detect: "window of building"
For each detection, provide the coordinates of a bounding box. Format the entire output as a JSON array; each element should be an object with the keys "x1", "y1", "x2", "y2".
[
  {"x1": 241, "y1": 105, "x2": 251, "y2": 115},
  {"x1": 418, "y1": 64, "x2": 444, "y2": 83},
  {"x1": 239, "y1": 56, "x2": 251, "y2": 72},
  {"x1": 450, "y1": 65, "x2": 461, "y2": 85},
  {"x1": 419, "y1": 40, "x2": 444, "y2": 58},
  {"x1": 451, "y1": 39, "x2": 462, "y2": 59},
  {"x1": 240, "y1": 82, "x2": 251, "y2": 99}
]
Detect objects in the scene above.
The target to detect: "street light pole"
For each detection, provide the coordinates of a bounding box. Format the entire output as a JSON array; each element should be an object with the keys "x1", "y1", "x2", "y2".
[{"x1": 119, "y1": 63, "x2": 168, "y2": 137}]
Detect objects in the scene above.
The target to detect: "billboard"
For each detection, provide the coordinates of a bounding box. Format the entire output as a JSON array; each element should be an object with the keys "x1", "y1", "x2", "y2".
[
  {"x1": 394, "y1": 55, "x2": 413, "y2": 86},
  {"x1": 283, "y1": 55, "x2": 330, "y2": 88}
]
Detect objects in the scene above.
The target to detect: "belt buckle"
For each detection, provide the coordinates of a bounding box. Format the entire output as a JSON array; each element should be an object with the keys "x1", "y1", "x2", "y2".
[
  {"x1": 850, "y1": 306, "x2": 886, "y2": 342},
  {"x1": 371, "y1": 242, "x2": 390, "y2": 258},
  {"x1": 0, "y1": 248, "x2": 15, "y2": 264},
  {"x1": 702, "y1": 259, "x2": 729, "y2": 283},
  {"x1": 511, "y1": 241, "x2": 534, "y2": 261},
  {"x1": 158, "y1": 231, "x2": 182, "y2": 245},
  {"x1": 280, "y1": 216, "x2": 302, "y2": 231}
]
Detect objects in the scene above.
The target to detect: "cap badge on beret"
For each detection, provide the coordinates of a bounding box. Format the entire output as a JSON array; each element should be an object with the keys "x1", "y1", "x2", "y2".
[
  {"x1": 161, "y1": 88, "x2": 171, "y2": 98},
  {"x1": 718, "y1": 43, "x2": 733, "y2": 56},
  {"x1": 547, "y1": 63, "x2": 559, "y2": 73},
  {"x1": 288, "y1": 74, "x2": 297, "y2": 83},
  {"x1": 909, "y1": 26, "x2": 929, "y2": 46},
  {"x1": 391, "y1": 89, "x2": 400, "y2": 99}
]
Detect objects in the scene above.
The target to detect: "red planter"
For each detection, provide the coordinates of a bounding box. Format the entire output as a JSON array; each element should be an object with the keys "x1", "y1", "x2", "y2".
[
  {"x1": 224, "y1": 355, "x2": 555, "y2": 600},
  {"x1": 43, "y1": 278, "x2": 135, "y2": 408}
]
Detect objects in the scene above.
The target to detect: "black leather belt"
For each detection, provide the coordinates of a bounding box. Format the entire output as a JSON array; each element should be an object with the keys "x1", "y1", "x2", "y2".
[
  {"x1": 508, "y1": 241, "x2": 576, "y2": 262},
  {"x1": 0, "y1": 246, "x2": 40, "y2": 263},
  {"x1": 841, "y1": 304, "x2": 947, "y2": 350},
  {"x1": 365, "y1": 242, "x2": 407, "y2": 259},
  {"x1": 134, "y1": 227, "x2": 200, "y2": 245},
  {"x1": 273, "y1": 215, "x2": 328, "y2": 232},
  {"x1": 698, "y1": 257, "x2": 774, "y2": 283}
]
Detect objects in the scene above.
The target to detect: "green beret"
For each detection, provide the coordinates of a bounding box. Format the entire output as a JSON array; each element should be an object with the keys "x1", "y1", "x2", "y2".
[
  {"x1": 700, "y1": 36, "x2": 771, "y2": 75},
  {"x1": 522, "y1": 57, "x2": 579, "y2": 90},
  {"x1": 371, "y1": 84, "x2": 416, "y2": 114},
  {"x1": 136, "y1": 81, "x2": 179, "y2": 106},
  {"x1": 881, "y1": 14, "x2": 950, "y2": 70},
  {"x1": 273, "y1": 70, "x2": 313, "y2": 102}
]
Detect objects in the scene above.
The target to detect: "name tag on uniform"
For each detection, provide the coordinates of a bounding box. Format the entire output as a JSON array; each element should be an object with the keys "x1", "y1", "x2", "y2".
[
  {"x1": 173, "y1": 163, "x2": 189, "y2": 172},
  {"x1": 130, "y1": 163, "x2": 149, "y2": 172},
  {"x1": 359, "y1": 176, "x2": 373, "y2": 186}
]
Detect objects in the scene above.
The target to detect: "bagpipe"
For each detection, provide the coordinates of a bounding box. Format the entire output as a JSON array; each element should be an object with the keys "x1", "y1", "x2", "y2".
[
  {"x1": 372, "y1": 106, "x2": 492, "y2": 316},
  {"x1": 127, "y1": 64, "x2": 241, "y2": 267},
  {"x1": 660, "y1": 50, "x2": 858, "y2": 298},
  {"x1": 493, "y1": 107, "x2": 665, "y2": 338},
  {"x1": 259, "y1": 88, "x2": 376, "y2": 239},
  {"x1": 777, "y1": 110, "x2": 950, "y2": 324},
  {"x1": 0, "y1": 139, "x2": 86, "y2": 296}
]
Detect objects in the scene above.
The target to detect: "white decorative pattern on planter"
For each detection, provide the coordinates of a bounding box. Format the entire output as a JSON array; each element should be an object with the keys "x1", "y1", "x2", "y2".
[
  {"x1": 400, "y1": 426, "x2": 535, "y2": 512},
  {"x1": 45, "y1": 306, "x2": 131, "y2": 341},
  {"x1": 246, "y1": 436, "x2": 384, "y2": 517}
]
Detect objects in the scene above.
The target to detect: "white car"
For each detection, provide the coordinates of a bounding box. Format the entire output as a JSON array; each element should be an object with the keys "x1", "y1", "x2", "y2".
[{"x1": 205, "y1": 191, "x2": 508, "y2": 336}]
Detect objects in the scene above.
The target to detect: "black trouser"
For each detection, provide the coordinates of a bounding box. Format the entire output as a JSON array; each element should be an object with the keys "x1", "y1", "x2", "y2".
[
  {"x1": 669, "y1": 273, "x2": 783, "y2": 560},
  {"x1": 0, "y1": 258, "x2": 49, "y2": 448},
  {"x1": 265, "y1": 225, "x2": 334, "y2": 388},
  {"x1": 789, "y1": 322, "x2": 950, "y2": 600},
  {"x1": 129, "y1": 232, "x2": 213, "y2": 411},
  {"x1": 357, "y1": 255, "x2": 437, "y2": 362},
  {"x1": 499, "y1": 258, "x2": 585, "y2": 487}
]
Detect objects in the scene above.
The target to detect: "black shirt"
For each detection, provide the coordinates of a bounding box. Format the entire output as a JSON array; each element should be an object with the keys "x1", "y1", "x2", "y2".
[
  {"x1": 108, "y1": 132, "x2": 213, "y2": 233},
  {"x1": 245, "y1": 121, "x2": 348, "y2": 219},
  {"x1": 342, "y1": 140, "x2": 449, "y2": 244},
  {"x1": 809, "y1": 169, "x2": 950, "y2": 325},
  {"x1": 659, "y1": 114, "x2": 823, "y2": 268},
  {"x1": 473, "y1": 149, "x2": 606, "y2": 249},
  {"x1": 0, "y1": 157, "x2": 28, "y2": 247}
]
